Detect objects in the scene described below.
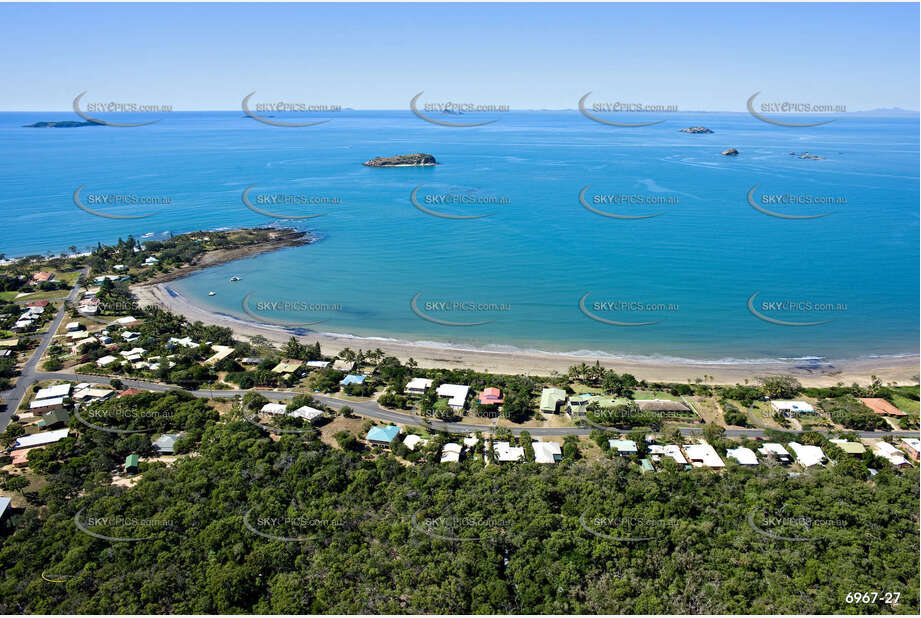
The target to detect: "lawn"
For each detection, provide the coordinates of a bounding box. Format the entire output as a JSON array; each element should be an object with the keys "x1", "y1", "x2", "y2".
[
  {"x1": 891, "y1": 394, "x2": 920, "y2": 414},
  {"x1": 12, "y1": 289, "x2": 70, "y2": 301},
  {"x1": 633, "y1": 389, "x2": 682, "y2": 401}
]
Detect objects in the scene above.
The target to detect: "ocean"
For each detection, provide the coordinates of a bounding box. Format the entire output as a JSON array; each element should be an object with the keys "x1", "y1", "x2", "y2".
[{"x1": 1, "y1": 110, "x2": 918, "y2": 363}]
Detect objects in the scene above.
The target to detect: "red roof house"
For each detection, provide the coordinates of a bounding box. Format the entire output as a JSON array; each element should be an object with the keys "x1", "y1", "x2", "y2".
[{"x1": 478, "y1": 387, "x2": 504, "y2": 406}]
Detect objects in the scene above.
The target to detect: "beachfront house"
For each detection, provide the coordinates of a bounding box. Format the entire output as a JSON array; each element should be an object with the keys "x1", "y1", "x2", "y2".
[
  {"x1": 437, "y1": 384, "x2": 469, "y2": 411},
  {"x1": 539, "y1": 388, "x2": 567, "y2": 414},
  {"x1": 366, "y1": 424, "x2": 401, "y2": 446},
  {"x1": 788, "y1": 442, "x2": 826, "y2": 467},
  {"x1": 769, "y1": 400, "x2": 815, "y2": 417},
  {"x1": 859, "y1": 398, "x2": 907, "y2": 417},
  {"x1": 271, "y1": 359, "x2": 303, "y2": 374},
  {"x1": 339, "y1": 374, "x2": 366, "y2": 386},
  {"x1": 405, "y1": 377, "x2": 433, "y2": 396},
  {"x1": 478, "y1": 387, "x2": 504, "y2": 406},
  {"x1": 726, "y1": 446, "x2": 759, "y2": 466}
]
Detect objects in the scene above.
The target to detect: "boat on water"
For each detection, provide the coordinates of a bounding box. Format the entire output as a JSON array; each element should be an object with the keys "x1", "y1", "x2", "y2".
[
  {"x1": 208, "y1": 291, "x2": 216, "y2": 296},
  {"x1": 230, "y1": 276, "x2": 240, "y2": 282}
]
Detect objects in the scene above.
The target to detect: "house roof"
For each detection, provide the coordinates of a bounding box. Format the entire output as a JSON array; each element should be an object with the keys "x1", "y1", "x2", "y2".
[
  {"x1": 35, "y1": 383, "x2": 71, "y2": 400},
  {"x1": 125, "y1": 454, "x2": 139, "y2": 468},
  {"x1": 683, "y1": 442, "x2": 725, "y2": 468},
  {"x1": 0, "y1": 497, "x2": 11, "y2": 520},
  {"x1": 649, "y1": 444, "x2": 688, "y2": 465},
  {"x1": 788, "y1": 442, "x2": 826, "y2": 467},
  {"x1": 608, "y1": 439, "x2": 638, "y2": 454},
  {"x1": 829, "y1": 439, "x2": 866, "y2": 454},
  {"x1": 770, "y1": 400, "x2": 815, "y2": 413},
  {"x1": 758, "y1": 442, "x2": 792, "y2": 459},
  {"x1": 726, "y1": 446, "x2": 759, "y2": 465},
  {"x1": 260, "y1": 403, "x2": 288, "y2": 415},
  {"x1": 901, "y1": 438, "x2": 921, "y2": 453},
  {"x1": 873, "y1": 441, "x2": 909, "y2": 465},
  {"x1": 478, "y1": 387, "x2": 503, "y2": 405},
  {"x1": 636, "y1": 399, "x2": 690, "y2": 412},
  {"x1": 39, "y1": 409, "x2": 69, "y2": 425},
  {"x1": 290, "y1": 406, "x2": 324, "y2": 422},
  {"x1": 405, "y1": 377, "x2": 433, "y2": 393},
  {"x1": 366, "y1": 424, "x2": 400, "y2": 443},
  {"x1": 539, "y1": 388, "x2": 567, "y2": 411},
  {"x1": 30, "y1": 397, "x2": 65, "y2": 409},
  {"x1": 640, "y1": 458, "x2": 655, "y2": 472},
  {"x1": 403, "y1": 434, "x2": 427, "y2": 451},
  {"x1": 494, "y1": 441, "x2": 524, "y2": 462},
  {"x1": 153, "y1": 433, "x2": 184, "y2": 453},
  {"x1": 272, "y1": 359, "x2": 303, "y2": 373},
  {"x1": 13, "y1": 429, "x2": 70, "y2": 449},
  {"x1": 340, "y1": 374, "x2": 366, "y2": 386},
  {"x1": 532, "y1": 441, "x2": 562, "y2": 463},
  {"x1": 437, "y1": 383, "x2": 469, "y2": 407},
  {"x1": 440, "y1": 443, "x2": 462, "y2": 463},
  {"x1": 306, "y1": 360, "x2": 330, "y2": 368},
  {"x1": 859, "y1": 398, "x2": 906, "y2": 417}
]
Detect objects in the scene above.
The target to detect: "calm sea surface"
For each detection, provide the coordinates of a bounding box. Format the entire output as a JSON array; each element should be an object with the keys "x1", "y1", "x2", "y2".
[{"x1": 1, "y1": 110, "x2": 917, "y2": 362}]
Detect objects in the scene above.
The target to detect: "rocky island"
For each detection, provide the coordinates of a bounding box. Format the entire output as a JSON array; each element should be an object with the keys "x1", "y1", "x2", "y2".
[
  {"x1": 24, "y1": 120, "x2": 101, "y2": 128},
  {"x1": 721, "y1": 148, "x2": 739, "y2": 156},
  {"x1": 363, "y1": 153, "x2": 438, "y2": 167},
  {"x1": 679, "y1": 126, "x2": 714, "y2": 134}
]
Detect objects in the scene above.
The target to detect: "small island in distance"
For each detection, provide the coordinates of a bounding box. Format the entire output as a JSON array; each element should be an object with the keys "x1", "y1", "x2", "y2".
[
  {"x1": 23, "y1": 120, "x2": 102, "y2": 128},
  {"x1": 363, "y1": 153, "x2": 438, "y2": 167},
  {"x1": 679, "y1": 126, "x2": 714, "y2": 134}
]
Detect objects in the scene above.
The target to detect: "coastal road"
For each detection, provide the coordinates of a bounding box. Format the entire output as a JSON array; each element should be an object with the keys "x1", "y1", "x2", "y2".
[
  {"x1": 0, "y1": 267, "x2": 88, "y2": 430},
  {"x1": 26, "y1": 370, "x2": 921, "y2": 440}
]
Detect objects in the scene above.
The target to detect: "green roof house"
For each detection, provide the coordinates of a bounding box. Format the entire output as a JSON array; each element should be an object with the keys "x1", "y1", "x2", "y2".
[
  {"x1": 124, "y1": 454, "x2": 139, "y2": 474},
  {"x1": 37, "y1": 408, "x2": 69, "y2": 429}
]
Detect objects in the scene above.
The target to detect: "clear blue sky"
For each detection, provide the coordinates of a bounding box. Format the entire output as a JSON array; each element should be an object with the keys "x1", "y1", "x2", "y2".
[{"x1": 1, "y1": 2, "x2": 918, "y2": 111}]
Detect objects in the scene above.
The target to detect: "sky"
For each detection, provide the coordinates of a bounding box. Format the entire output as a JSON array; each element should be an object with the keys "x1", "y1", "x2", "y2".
[{"x1": 1, "y1": 2, "x2": 918, "y2": 111}]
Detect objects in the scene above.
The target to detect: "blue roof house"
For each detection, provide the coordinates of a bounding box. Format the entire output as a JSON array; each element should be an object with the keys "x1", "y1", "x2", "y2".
[
  {"x1": 366, "y1": 424, "x2": 400, "y2": 446},
  {"x1": 340, "y1": 374, "x2": 366, "y2": 386}
]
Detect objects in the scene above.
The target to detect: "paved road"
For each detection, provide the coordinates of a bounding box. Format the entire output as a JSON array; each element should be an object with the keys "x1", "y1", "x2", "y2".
[
  {"x1": 0, "y1": 267, "x2": 88, "y2": 429},
  {"x1": 22, "y1": 370, "x2": 921, "y2": 440}
]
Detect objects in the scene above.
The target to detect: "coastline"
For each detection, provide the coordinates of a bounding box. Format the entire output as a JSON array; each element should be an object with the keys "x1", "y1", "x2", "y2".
[{"x1": 131, "y1": 280, "x2": 919, "y2": 387}]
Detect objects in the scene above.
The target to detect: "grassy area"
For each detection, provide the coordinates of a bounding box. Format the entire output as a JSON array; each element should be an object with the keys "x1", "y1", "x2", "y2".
[
  {"x1": 891, "y1": 394, "x2": 920, "y2": 414},
  {"x1": 11, "y1": 289, "x2": 70, "y2": 301},
  {"x1": 633, "y1": 389, "x2": 682, "y2": 401},
  {"x1": 0, "y1": 291, "x2": 19, "y2": 301}
]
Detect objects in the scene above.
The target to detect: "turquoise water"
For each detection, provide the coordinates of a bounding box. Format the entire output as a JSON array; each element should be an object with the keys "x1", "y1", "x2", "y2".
[{"x1": 1, "y1": 111, "x2": 917, "y2": 361}]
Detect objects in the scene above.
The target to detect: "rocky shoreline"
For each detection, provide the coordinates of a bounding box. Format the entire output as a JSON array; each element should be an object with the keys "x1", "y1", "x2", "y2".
[{"x1": 363, "y1": 153, "x2": 438, "y2": 167}]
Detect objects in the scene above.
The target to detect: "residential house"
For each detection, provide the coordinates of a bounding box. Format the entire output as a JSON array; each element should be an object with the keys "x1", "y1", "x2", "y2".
[
  {"x1": 124, "y1": 454, "x2": 139, "y2": 474},
  {"x1": 873, "y1": 441, "x2": 911, "y2": 468},
  {"x1": 65, "y1": 321, "x2": 82, "y2": 332},
  {"x1": 366, "y1": 424, "x2": 401, "y2": 446},
  {"x1": 770, "y1": 401, "x2": 815, "y2": 416},
  {"x1": 153, "y1": 433, "x2": 185, "y2": 454},
  {"x1": 493, "y1": 441, "x2": 524, "y2": 463},
  {"x1": 788, "y1": 442, "x2": 827, "y2": 467},
  {"x1": 640, "y1": 459, "x2": 655, "y2": 473},
  {"x1": 332, "y1": 359, "x2": 355, "y2": 372},
  {"x1": 289, "y1": 406, "x2": 325, "y2": 423},
  {"x1": 539, "y1": 387, "x2": 567, "y2": 414},
  {"x1": 31, "y1": 271, "x2": 54, "y2": 283},
  {"x1": 29, "y1": 398, "x2": 66, "y2": 413},
  {"x1": 683, "y1": 442, "x2": 725, "y2": 468},
  {"x1": 649, "y1": 444, "x2": 688, "y2": 465},
  {"x1": 403, "y1": 434, "x2": 428, "y2": 451},
  {"x1": 859, "y1": 398, "x2": 907, "y2": 417},
  {"x1": 478, "y1": 387, "x2": 504, "y2": 406},
  {"x1": 204, "y1": 345, "x2": 235, "y2": 366},
  {"x1": 900, "y1": 438, "x2": 921, "y2": 461},
  {"x1": 240, "y1": 357, "x2": 264, "y2": 366},
  {"x1": 260, "y1": 403, "x2": 288, "y2": 415},
  {"x1": 726, "y1": 446, "x2": 759, "y2": 466},
  {"x1": 532, "y1": 440, "x2": 562, "y2": 464},
  {"x1": 37, "y1": 409, "x2": 69, "y2": 429},
  {"x1": 608, "y1": 439, "x2": 638, "y2": 456},
  {"x1": 271, "y1": 359, "x2": 303, "y2": 374},
  {"x1": 12, "y1": 428, "x2": 70, "y2": 450},
  {"x1": 436, "y1": 384, "x2": 469, "y2": 410},
  {"x1": 405, "y1": 377, "x2": 433, "y2": 395},
  {"x1": 306, "y1": 360, "x2": 330, "y2": 369},
  {"x1": 758, "y1": 442, "x2": 793, "y2": 463},
  {"x1": 35, "y1": 384, "x2": 72, "y2": 400},
  {"x1": 340, "y1": 374, "x2": 366, "y2": 386},
  {"x1": 829, "y1": 439, "x2": 867, "y2": 455},
  {"x1": 440, "y1": 442, "x2": 463, "y2": 463}
]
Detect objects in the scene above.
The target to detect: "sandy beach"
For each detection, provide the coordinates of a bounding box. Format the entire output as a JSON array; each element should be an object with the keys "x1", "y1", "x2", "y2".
[{"x1": 131, "y1": 281, "x2": 918, "y2": 387}]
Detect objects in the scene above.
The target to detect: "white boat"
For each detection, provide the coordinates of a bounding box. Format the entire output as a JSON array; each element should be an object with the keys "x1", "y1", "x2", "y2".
[
  {"x1": 208, "y1": 291, "x2": 216, "y2": 296},
  {"x1": 230, "y1": 276, "x2": 240, "y2": 282}
]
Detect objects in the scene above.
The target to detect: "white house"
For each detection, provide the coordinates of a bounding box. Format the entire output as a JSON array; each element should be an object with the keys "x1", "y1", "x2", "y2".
[
  {"x1": 726, "y1": 446, "x2": 759, "y2": 466},
  {"x1": 405, "y1": 377, "x2": 433, "y2": 395},
  {"x1": 608, "y1": 439, "x2": 638, "y2": 456},
  {"x1": 873, "y1": 441, "x2": 910, "y2": 468},
  {"x1": 440, "y1": 442, "x2": 462, "y2": 463},
  {"x1": 683, "y1": 442, "x2": 725, "y2": 468},
  {"x1": 493, "y1": 441, "x2": 524, "y2": 463},
  {"x1": 770, "y1": 400, "x2": 815, "y2": 415},
  {"x1": 758, "y1": 442, "x2": 793, "y2": 463},
  {"x1": 260, "y1": 403, "x2": 288, "y2": 415},
  {"x1": 649, "y1": 444, "x2": 688, "y2": 465},
  {"x1": 532, "y1": 441, "x2": 562, "y2": 464},
  {"x1": 403, "y1": 434, "x2": 428, "y2": 451},
  {"x1": 289, "y1": 405, "x2": 325, "y2": 423},
  {"x1": 788, "y1": 442, "x2": 826, "y2": 467},
  {"x1": 96, "y1": 355, "x2": 119, "y2": 367},
  {"x1": 35, "y1": 383, "x2": 72, "y2": 400},
  {"x1": 65, "y1": 321, "x2": 81, "y2": 332},
  {"x1": 436, "y1": 383, "x2": 469, "y2": 410},
  {"x1": 13, "y1": 428, "x2": 70, "y2": 450}
]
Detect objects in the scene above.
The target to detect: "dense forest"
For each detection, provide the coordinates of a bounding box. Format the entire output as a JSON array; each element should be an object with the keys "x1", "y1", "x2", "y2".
[{"x1": 0, "y1": 392, "x2": 917, "y2": 614}]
